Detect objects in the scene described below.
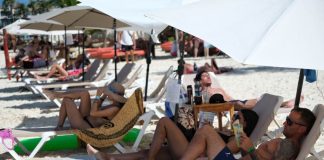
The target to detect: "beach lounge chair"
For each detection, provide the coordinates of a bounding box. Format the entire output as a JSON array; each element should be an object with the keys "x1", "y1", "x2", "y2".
[
  {"x1": 75, "y1": 88, "x2": 155, "y2": 153},
  {"x1": 50, "y1": 63, "x2": 142, "y2": 107},
  {"x1": 25, "y1": 59, "x2": 110, "y2": 98},
  {"x1": 249, "y1": 93, "x2": 283, "y2": 144},
  {"x1": 194, "y1": 94, "x2": 283, "y2": 160},
  {"x1": 296, "y1": 104, "x2": 324, "y2": 160},
  {"x1": 145, "y1": 66, "x2": 174, "y2": 118},
  {"x1": 24, "y1": 58, "x2": 103, "y2": 85},
  {"x1": 2, "y1": 89, "x2": 155, "y2": 159},
  {"x1": 13, "y1": 58, "x2": 66, "y2": 81},
  {"x1": 147, "y1": 66, "x2": 174, "y2": 101}
]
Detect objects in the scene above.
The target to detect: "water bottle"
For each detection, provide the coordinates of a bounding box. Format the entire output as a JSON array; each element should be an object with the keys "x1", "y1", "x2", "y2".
[
  {"x1": 193, "y1": 62, "x2": 198, "y2": 72},
  {"x1": 194, "y1": 81, "x2": 202, "y2": 104},
  {"x1": 186, "y1": 85, "x2": 193, "y2": 105}
]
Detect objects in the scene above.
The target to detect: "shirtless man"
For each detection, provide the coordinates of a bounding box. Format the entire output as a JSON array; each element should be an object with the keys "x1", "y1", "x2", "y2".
[
  {"x1": 180, "y1": 107, "x2": 315, "y2": 160},
  {"x1": 195, "y1": 70, "x2": 303, "y2": 109}
]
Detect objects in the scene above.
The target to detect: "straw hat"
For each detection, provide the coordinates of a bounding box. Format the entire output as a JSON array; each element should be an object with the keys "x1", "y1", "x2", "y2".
[{"x1": 105, "y1": 82, "x2": 127, "y2": 104}]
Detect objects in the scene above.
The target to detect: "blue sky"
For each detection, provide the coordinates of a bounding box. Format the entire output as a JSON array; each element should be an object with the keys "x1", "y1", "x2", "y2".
[{"x1": 0, "y1": 0, "x2": 29, "y2": 6}]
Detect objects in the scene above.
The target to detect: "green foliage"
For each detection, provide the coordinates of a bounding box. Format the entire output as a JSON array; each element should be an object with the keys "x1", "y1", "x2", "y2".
[
  {"x1": 2, "y1": 0, "x2": 16, "y2": 18},
  {"x1": 15, "y1": 3, "x2": 28, "y2": 18}
]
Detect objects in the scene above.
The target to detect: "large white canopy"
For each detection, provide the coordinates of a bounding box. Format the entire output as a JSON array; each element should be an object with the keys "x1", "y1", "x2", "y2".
[
  {"x1": 79, "y1": 0, "x2": 198, "y2": 34},
  {"x1": 147, "y1": 0, "x2": 324, "y2": 70}
]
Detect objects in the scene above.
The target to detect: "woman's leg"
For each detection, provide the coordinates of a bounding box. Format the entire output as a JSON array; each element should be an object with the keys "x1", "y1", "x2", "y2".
[
  {"x1": 180, "y1": 125, "x2": 226, "y2": 160},
  {"x1": 48, "y1": 64, "x2": 68, "y2": 78},
  {"x1": 34, "y1": 64, "x2": 68, "y2": 80},
  {"x1": 43, "y1": 89, "x2": 92, "y2": 112},
  {"x1": 57, "y1": 98, "x2": 91, "y2": 129},
  {"x1": 87, "y1": 144, "x2": 172, "y2": 160},
  {"x1": 148, "y1": 117, "x2": 189, "y2": 160}
]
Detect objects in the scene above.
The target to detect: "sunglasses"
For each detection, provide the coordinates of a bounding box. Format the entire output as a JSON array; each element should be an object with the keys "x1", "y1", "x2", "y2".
[{"x1": 286, "y1": 116, "x2": 306, "y2": 126}]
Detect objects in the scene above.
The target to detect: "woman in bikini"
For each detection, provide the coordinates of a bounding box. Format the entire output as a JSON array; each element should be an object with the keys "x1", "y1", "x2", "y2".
[
  {"x1": 32, "y1": 54, "x2": 90, "y2": 80},
  {"x1": 43, "y1": 82, "x2": 127, "y2": 130}
]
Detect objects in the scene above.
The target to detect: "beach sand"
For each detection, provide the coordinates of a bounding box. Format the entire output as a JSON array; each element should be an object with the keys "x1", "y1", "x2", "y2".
[{"x1": 0, "y1": 46, "x2": 323, "y2": 159}]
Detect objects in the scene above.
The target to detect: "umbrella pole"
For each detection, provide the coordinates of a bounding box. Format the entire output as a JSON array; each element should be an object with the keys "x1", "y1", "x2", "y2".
[
  {"x1": 64, "y1": 26, "x2": 68, "y2": 69},
  {"x1": 174, "y1": 31, "x2": 186, "y2": 121},
  {"x1": 78, "y1": 30, "x2": 81, "y2": 57},
  {"x1": 175, "y1": 29, "x2": 180, "y2": 58},
  {"x1": 82, "y1": 28, "x2": 85, "y2": 81},
  {"x1": 294, "y1": 69, "x2": 304, "y2": 108},
  {"x1": 113, "y1": 19, "x2": 117, "y2": 82},
  {"x1": 144, "y1": 30, "x2": 153, "y2": 101}
]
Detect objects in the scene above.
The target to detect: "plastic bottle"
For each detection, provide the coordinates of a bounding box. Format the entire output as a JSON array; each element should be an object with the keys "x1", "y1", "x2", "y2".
[
  {"x1": 233, "y1": 120, "x2": 243, "y2": 147},
  {"x1": 193, "y1": 62, "x2": 198, "y2": 72},
  {"x1": 187, "y1": 85, "x2": 193, "y2": 105},
  {"x1": 194, "y1": 81, "x2": 202, "y2": 104}
]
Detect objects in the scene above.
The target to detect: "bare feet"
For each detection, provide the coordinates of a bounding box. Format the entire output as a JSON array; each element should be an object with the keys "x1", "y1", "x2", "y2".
[
  {"x1": 87, "y1": 144, "x2": 107, "y2": 160},
  {"x1": 43, "y1": 89, "x2": 59, "y2": 101},
  {"x1": 281, "y1": 95, "x2": 305, "y2": 108},
  {"x1": 86, "y1": 144, "x2": 98, "y2": 155}
]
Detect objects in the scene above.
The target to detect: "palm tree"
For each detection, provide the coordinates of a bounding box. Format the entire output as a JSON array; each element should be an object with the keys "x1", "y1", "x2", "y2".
[
  {"x1": 2, "y1": 0, "x2": 16, "y2": 22},
  {"x1": 27, "y1": 0, "x2": 38, "y2": 15},
  {"x1": 15, "y1": 3, "x2": 28, "y2": 18},
  {"x1": 51, "y1": 0, "x2": 80, "y2": 8}
]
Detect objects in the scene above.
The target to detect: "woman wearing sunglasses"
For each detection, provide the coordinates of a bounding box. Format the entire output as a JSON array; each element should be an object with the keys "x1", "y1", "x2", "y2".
[
  {"x1": 87, "y1": 95, "x2": 259, "y2": 160},
  {"x1": 43, "y1": 82, "x2": 127, "y2": 130}
]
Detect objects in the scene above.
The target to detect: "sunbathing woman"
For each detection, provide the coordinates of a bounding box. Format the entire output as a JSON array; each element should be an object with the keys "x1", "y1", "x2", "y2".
[
  {"x1": 43, "y1": 82, "x2": 127, "y2": 130},
  {"x1": 195, "y1": 69, "x2": 304, "y2": 109},
  {"x1": 182, "y1": 58, "x2": 233, "y2": 74},
  {"x1": 32, "y1": 54, "x2": 90, "y2": 80},
  {"x1": 87, "y1": 96, "x2": 259, "y2": 160}
]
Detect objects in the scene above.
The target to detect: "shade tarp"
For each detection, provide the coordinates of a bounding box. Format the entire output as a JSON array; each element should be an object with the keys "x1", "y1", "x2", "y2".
[{"x1": 146, "y1": 0, "x2": 324, "y2": 70}]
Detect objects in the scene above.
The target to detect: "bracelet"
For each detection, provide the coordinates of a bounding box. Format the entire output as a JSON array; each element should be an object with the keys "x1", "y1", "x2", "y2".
[{"x1": 247, "y1": 146, "x2": 255, "y2": 154}]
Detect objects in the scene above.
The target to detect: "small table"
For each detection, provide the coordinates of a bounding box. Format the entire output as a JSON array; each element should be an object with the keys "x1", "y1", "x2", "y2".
[{"x1": 193, "y1": 103, "x2": 234, "y2": 131}]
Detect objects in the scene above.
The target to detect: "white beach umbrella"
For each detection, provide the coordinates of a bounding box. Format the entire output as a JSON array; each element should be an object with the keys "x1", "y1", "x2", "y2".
[
  {"x1": 19, "y1": 19, "x2": 75, "y2": 31},
  {"x1": 79, "y1": 0, "x2": 177, "y2": 34},
  {"x1": 79, "y1": 0, "x2": 199, "y2": 99},
  {"x1": 147, "y1": 0, "x2": 324, "y2": 70},
  {"x1": 0, "y1": 19, "x2": 48, "y2": 35},
  {"x1": 44, "y1": 5, "x2": 130, "y2": 81},
  {"x1": 147, "y1": 0, "x2": 324, "y2": 107}
]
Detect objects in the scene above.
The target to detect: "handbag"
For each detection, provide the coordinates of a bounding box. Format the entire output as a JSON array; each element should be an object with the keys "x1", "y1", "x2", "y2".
[{"x1": 175, "y1": 106, "x2": 196, "y2": 141}]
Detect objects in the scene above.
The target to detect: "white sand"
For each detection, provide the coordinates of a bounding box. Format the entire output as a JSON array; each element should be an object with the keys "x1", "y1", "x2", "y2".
[{"x1": 0, "y1": 46, "x2": 323, "y2": 159}]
